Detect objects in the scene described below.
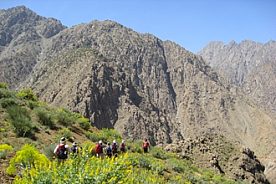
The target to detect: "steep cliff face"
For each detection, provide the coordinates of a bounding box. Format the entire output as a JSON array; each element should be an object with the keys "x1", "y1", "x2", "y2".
[
  {"x1": 25, "y1": 21, "x2": 180, "y2": 144},
  {"x1": 198, "y1": 40, "x2": 276, "y2": 115},
  {"x1": 1, "y1": 6, "x2": 275, "y2": 183},
  {"x1": 0, "y1": 6, "x2": 65, "y2": 88},
  {"x1": 164, "y1": 41, "x2": 276, "y2": 182}
]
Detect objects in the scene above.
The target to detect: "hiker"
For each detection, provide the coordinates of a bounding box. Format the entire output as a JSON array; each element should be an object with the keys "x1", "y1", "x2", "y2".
[
  {"x1": 70, "y1": 142, "x2": 80, "y2": 155},
  {"x1": 95, "y1": 140, "x2": 103, "y2": 158},
  {"x1": 54, "y1": 137, "x2": 69, "y2": 161},
  {"x1": 112, "y1": 140, "x2": 118, "y2": 156},
  {"x1": 120, "y1": 140, "x2": 126, "y2": 153},
  {"x1": 105, "y1": 142, "x2": 112, "y2": 158},
  {"x1": 142, "y1": 138, "x2": 150, "y2": 153}
]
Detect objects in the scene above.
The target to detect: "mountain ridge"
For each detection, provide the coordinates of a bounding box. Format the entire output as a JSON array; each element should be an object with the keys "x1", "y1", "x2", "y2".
[
  {"x1": 0, "y1": 6, "x2": 65, "y2": 88},
  {"x1": 198, "y1": 40, "x2": 276, "y2": 116},
  {"x1": 0, "y1": 6, "x2": 275, "y2": 183}
]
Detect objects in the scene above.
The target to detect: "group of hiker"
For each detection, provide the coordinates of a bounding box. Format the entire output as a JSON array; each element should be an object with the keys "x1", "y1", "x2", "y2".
[
  {"x1": 93, "y1": 139, "x2": 126, "y2": 158},
  {"x1": 53, "y1": 137, "x2": 150, "y2": 161}
]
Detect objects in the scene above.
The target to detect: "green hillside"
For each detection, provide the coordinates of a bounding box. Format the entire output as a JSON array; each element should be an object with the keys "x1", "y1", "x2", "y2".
[{"x1": 0, "y1": 84, "x2": 243, "y2": 183}]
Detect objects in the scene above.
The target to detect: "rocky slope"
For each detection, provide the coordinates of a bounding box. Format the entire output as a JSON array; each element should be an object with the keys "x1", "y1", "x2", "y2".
[
  {"x1": 23, "y1": 20, "x2": 276, "y2": 183},
  {"x1": 0, "y1": 6, "x2": 65, "y2": 88},
  {"x1": 198, "y1": 40, "x2": 276, "y2": 116},
  {"x1": 1, "y1": 6, "x2": 275, "y2": 183},
  {"x1": 164, "y1": 134, "x2": 269, "y2": 183}
]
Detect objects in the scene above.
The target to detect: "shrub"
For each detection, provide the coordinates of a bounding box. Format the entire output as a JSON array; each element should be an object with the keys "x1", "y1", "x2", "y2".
[
  {"x1": 55, "y1": 108, "x2": 76, "y2": 127},
  {"x1": 56, "y1": 128, "x2": 72, "y2": 140},
  {"x1": 0, "y1": 88, "x2": 14, "y2": 99},
  {"x1": 137, "y1": 156, "x2": 152, "y2": 170},
  {"x1": 0, "y1": 98, "x2": 18, "y2": 108},
  {"x1": 0, "y1": 82, "x2": 8, "y2": 89},
  {"x1": 27, "y1": 101, "x2": 40, "y2": 109},
  {"x1": 85, "y1": 128, "x2": 121, "y2": 143},
  {"x1": 100, "y1": 128, "x2": 122, "y2": 141},
  {"x1": 78, "y1": 117, "x2": 90, "y2": 130},
  {"x1": 150, "y1": 146, "x2": 173, "y2": 160},
  {"x1": 43, "y1": 144, "x2": 56, "y2": 160},
  {"x1": 7, "y1": 105, "x2": 34, "y2": 137},
  {"x1": 0, "y1": 144, "x2": 13, "y2": 159},
  {"x1": 35, "y1": 107, "x2": 55, "y2": 129},
  {"x1": 16, "y1": 88, "x2": 38, "y2": 101},
  {"x1": 167, "y1": 158, "x2": 185, "y2": 171},
  {"x1": 128, "y1": 153, "x2": 165, "y2": 175},
  {"x1": 129, "y1": 140, "x2": 143, "y2": 153},
  {"x1": 130, "y1": 168, "x2": 166, "y2": 183},
  {"x1": 81, "y1": 141, "x2": 96, "y2": 156},
  {"x1": 7, "y1": 144, "x2": 49, "y2": 175},
  {"x1": 85, "y1": 131, "x2": 101, "y2": 142}
]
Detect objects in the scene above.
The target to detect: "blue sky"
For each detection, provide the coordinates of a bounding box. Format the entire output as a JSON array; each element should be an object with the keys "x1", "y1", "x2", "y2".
[{"x1": 1, "y1": 0, "x2": 275, "y2": 52}]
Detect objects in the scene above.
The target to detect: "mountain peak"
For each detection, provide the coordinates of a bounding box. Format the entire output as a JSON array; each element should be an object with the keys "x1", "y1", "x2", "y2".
[
  {"x1": 7, "y1": 5, "x2": 29, "y2": 11},
  {"x1": 1, "y1": 5, "x2": 37, "y2": 17}
]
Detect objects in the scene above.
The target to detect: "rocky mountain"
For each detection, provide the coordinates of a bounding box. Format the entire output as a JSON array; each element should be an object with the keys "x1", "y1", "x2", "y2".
[
  {"x1": 198, "y1": 40, "x2": 276, "y2": 115},
  {"x1": 0, "y1": 6, "x2": 275, "y2": 183},
  {"x1": 0, "y1": 6, "x2": 65, "y2": 88}
]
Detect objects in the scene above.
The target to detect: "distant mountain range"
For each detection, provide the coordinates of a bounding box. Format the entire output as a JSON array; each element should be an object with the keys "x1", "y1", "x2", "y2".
[
  {"x1": 199, "y1": 40, "x2": 276, "y2": 116},
  {"x1": 0, "y1": 6, "x2": 275, "y2": 183}
]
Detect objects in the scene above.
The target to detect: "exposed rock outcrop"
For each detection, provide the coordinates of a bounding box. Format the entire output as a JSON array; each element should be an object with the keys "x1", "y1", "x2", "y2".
[
  {"x1": 198, "y1": 40, "x2": 276, "y2": 116},
  {"x1": 0, "y1": 6, "x2": 275, "y2": 183},
  {"x1": 0, "y1": 6, "x2": 65, "y2": 88},
  {"x1": 165, "y1": 135, "x2": 269, "y2": 183},
  {"x1": 199, "y1": 40, "x2": 276, "y2": 183}
]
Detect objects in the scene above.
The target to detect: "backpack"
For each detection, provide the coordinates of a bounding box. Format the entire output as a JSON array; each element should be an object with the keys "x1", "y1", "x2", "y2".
[
  {"x1": 71, "y1": 146, "x2": 78, "y2": 154},
  {"x1": 106, "y1": 146, "x2": 112, "y2": 155},
  {"x1": 112, "y1": 143, "x2": 117, "y2": 152},
  {"x1": 95, "y1": 143, "x2": 102, "y2": 154},
  {"x1": 56, "y1": 144, "x2": 67, "y2": 159}
]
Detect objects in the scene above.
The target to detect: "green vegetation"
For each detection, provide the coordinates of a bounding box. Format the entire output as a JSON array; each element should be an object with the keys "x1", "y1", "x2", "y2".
[
  {"x1": 0, "y1": 86, "x2": 242, "y2": 183},
  {"x1": 55, "y1": 108, "x2": 76, "y2": 127},
  {"x1": 77, "y1": 117, "x2": 90, "y2": 130},
  {"x1": 56, "y1": 128, "x2": 72, "y2": 140},
  {"x1": 16, "y1": 88, "x2": 38, "y2": 101},
  {"x1": 0, "y1": 85, "x2": 91, "y2": 140},
  {"x1": 7, "y1": 105, "x2": 34, "y2": 137},
  {"x1": 0, "y1": 144, "x2": 13, "y2": 159},
  {"x1": 43, "y1": 144, "x2": 56, "y2": 160},
  {"x1": 7, "y1": 144, "x2": 49, "y2": 176},
  {"x1": 0, "y1": 98, "x2": 18, "y2": 108},
  {"x1": 85, "y1": 128, "x2": 122, "y2": 143},
  {"x1": 6, "y1": 142, "x2": 240, "y2": 184},
  {"x1": 35, "y1": 107, "x2": 55, "y2": 129},
  {"x1": 0, "y1": 82, "x2": 9, "y2": 89}
]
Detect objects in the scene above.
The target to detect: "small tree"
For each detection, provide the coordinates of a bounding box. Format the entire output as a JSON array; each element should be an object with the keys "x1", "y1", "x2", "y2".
[
  {"x1": 7, "y1": 105, "x2": 34, "y2": 137},
  {"x1": 0, "y1": 144, "x2": 13, "y2": 159},
  {"x1": 7, "y1": 144, "x2": 49, "y2": 175},
  {"x1": 0, "y1": 82, "x2": 8, "y2": 89},
  {"x1": 16, "y1": 88, "x2": 38, "y2": 101}
]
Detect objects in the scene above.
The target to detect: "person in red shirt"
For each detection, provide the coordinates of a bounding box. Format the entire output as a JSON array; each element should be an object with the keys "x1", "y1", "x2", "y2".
[
  {"x1": 142, "y1": 138, "x2": 150, "y2": 153},
  {"x1": 120, "y1": 140, "x2": 126, "y2": 153},
  {"x1": 95, "y1": 140, "x2": 103, "y2": 158}
]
